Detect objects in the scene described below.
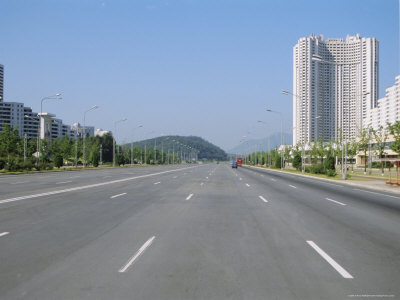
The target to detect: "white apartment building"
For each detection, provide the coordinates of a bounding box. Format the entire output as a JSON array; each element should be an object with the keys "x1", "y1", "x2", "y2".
[
  {"x1": 94, "y1": 128, "x2": 111, "y2": 137},
  {"x1": 0, "y1": 63, "x2": 100, "y2": 141},
  {"x1": 70, "y1": 122, "x2": 95, "y2": 138},
  {"x1": 293, "y1": 34, "x2": 378, "y2": 145},
  {"x1": 364, "y1": 75, "x2": 400, "y2": 130},
  {"x1": 0, "y1": 101, "x2": 27, "y2": 137},
  {"x1": 0, "y1": 102, "x2": 73, "y2": 140}
]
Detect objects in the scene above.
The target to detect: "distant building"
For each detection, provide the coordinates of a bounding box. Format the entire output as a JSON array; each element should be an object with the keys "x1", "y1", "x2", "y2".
[
  {"x1": 0, "y1": 63, "x2": 100, "y2": 141},
  {"x1": 364, "y1": 75, "x2": 400, "y2": 130},
  {"x1": 70, "y1": 122, "x2": 94, "y2": 138},
  {"x1": 293, "y1": 34, "x2": 378, "y2": 145},
  {"x1": 94, "y1": 128, "x2": 110, "y2": 137},
  {"x1": 0, "y1": 101, "x2": 25, "y2": 136}
]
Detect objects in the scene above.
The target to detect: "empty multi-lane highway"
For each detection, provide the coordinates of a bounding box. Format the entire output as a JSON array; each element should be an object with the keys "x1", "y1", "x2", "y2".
[{"x1": 0, "y1": 164, "x2": 399, "y2": 299}]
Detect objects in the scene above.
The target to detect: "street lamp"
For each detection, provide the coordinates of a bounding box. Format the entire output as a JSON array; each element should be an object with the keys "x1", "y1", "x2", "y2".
[
  {"x1": 113, "y1": 117, "x2": 127, "y2": 167},
  {"x1": 83, "y1": 105, "x2": 99, "y2": 168},
  {"x1": 282, "y1": 90, "x2": 307, "y2": 174},
  {"x1": 266, "y1": 109, "x2": 284, "y2": 170},
  {"x1": 38, "y1": 93, "x2": 62, "y2": 166},
  {"x1": 131, "y1": 125, "x2": 143, "y2": 165},
  {"x1": 257, "y1": 120, "x2": 271, "y2": 168}
]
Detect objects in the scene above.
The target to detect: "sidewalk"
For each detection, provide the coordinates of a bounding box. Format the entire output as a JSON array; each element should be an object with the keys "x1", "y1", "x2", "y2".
[{"x1": 246, "y1": 165, "x2": 400, "y2": 196}]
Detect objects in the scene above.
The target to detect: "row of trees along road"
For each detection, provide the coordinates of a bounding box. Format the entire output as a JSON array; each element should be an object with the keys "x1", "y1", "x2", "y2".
[
  {"x1": 244, "y1": 121, "x2": 400, "y2": 176},
  {"x1": 0, "y1": 124, "x2": 180, "y2": 172}
]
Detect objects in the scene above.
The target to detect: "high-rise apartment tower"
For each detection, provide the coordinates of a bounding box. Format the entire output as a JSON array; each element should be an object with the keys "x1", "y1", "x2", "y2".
[{"x1": 292, "y1": 34, "x2": 378, "y2": 145}]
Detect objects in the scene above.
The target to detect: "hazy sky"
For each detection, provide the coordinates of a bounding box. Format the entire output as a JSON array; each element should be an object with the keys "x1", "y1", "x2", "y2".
[{"x1": 1, "y1": 0, "x2": 399, "y2": 150}]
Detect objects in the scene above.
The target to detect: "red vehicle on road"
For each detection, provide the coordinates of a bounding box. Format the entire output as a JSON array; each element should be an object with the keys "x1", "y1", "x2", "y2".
[{"x1": 237, "y1": 158, "x2": 243, "y2": 166}]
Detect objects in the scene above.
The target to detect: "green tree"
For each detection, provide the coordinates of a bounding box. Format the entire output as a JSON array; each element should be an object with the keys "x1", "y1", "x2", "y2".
[
  {"x1": 0, "y1": 124, "x2": 21, "y2": 163},
  {"x1": 89, "y1": 144, "x2": 100, "y2": 167},
  {"x1": 372, "y1": 125, "x2": 389, "y2": 174},
  {"x1": 284, "y1": 146, "x2": 291, "y2": 168},
  {"x1": 54, "y1": 154, "x2": 63, "y2": 168},
  {"x1": 310, "y1": 141, "x2": 319, "y2": 164},
  {"x1": 274, "y1": 151, "x2": 281, "y2": 169},
  {"x1": 292, "y1": 151, "x2": 302, "y2": 170},
  {"x1": 387, "y1": 121, "x2": 400, "y2": 155},
  {"x1": 347, "y1": 139, "x2": 358, "y2": 171},
  {"x1": 358, "y1": 128, "x2": 370, "y2": 173},
  {"x1": 60, "y1": 135, "x2": 73, "y2": 163}
]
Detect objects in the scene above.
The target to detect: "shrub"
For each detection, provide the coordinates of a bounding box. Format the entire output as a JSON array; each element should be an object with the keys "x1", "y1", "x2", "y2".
[
  {"x1": 22, "y1": 160, "x2": 33, "y2": 171},
  {"x1": 326, "y1": 169, "x2": 336, "y2": 177},
  {"x1": 310, "y1": 164, "x2": 325, "y2": 174},
  {"x1": 5, "y1": 158, "x2": 23, "y2": 172},
  {"x1": 0, "y1": 158, "x2": 6, "y2": 170},
  {"x1": 54, "y1": 154, "x2": 63, "y2": 168},
  {"x1": 292, "y1": 153, "x2": 302, "y2": 170},
  {"x1": 274, "y1": 154, "x2": 282, "y2": 169},
  {"x1": 324, "y1": 155, "x2": 335, "y2": 171}
]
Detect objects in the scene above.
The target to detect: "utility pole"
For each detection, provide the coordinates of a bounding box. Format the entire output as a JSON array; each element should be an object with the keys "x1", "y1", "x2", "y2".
[
  {"x1": 74, "y1": 131, "x2": 78, "y2": 167},
  {"x1": 100, "y1": 144, "x2": 103, "y2": 165},
  {"x1": 24, "y1": 133, "x2": 27, "y2": 163},
  {"x1": 368, "y1": 128, "x2": 372, "y2": 174},
  {"x1": 154, "y1": 138, "x2": 157, "y2": 164}
]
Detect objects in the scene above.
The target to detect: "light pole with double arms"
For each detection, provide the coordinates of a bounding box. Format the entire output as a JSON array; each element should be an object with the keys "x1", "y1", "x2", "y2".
[
  {"x1": 282, "y1": 90, "x2": 306, "y2": 173},
  {"x1": 38, "y1": 94, "x2": 62, "y2": 166},
  {"x1": 83, "y1": 105, "x2": 99, "y2": 168},
  {"x1": 266, "y1": 109, "x2": 284, "y2": 170},
  {"x1": 257, "y1": 120, "x2": 271, "y2": 168}
]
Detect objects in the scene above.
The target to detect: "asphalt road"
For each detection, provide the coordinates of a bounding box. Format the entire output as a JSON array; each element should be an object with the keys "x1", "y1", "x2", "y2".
[{"x1": 0, "y1": 163, "x2": 399, "y2": 299}]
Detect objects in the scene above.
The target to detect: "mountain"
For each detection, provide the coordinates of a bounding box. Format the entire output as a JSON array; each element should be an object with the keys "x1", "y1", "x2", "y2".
[
  {"x1": 227, "y1": 133, "x2": 293, "y2": 154},
  {"x1": 127, "y1": 135, "x2": 228, "y2": 161}
]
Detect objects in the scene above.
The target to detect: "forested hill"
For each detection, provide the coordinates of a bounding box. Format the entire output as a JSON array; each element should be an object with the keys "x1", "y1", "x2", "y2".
[{"x1": 129, "y1": 136, "x2": 227, "y2": 161}]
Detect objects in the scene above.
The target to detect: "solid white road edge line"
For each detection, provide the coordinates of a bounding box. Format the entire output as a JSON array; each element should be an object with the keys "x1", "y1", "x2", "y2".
[
  {"x1": 353, "y1": 188, "x2": 400, "y2": 199},
  {"x1": 325, "y1": 198, "x2": 346, "y2": 206},
  {"x1": 110, "y1": 193, "x2": 127, "y2": 199},
  {"x1": 186, "y1": 193, "x2": 194, "y2": 200},
  {"x1": 119, "y1": 236, "x2": 155, "y2": 273},
  {"x1": 289, "y1": 185, "x2": 297, "y2": 189},
  {"x1": 306, "y1": 240, "x2": 353, "y2": 279},
  {"x1": 0, "y1": 232, "x2": 10, "y2": 237},
  {"x1": 259, "y1": 196, "x2": 268, "y2": 203},
  {"x1": 0, "y1": 166, "x2": 200, "y2": 206}
]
